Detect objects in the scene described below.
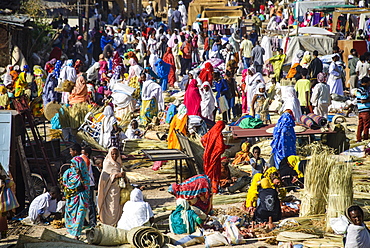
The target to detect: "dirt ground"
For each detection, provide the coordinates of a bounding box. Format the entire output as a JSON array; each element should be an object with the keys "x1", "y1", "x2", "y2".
[{"x1": 0, "y1": 74, "x2": 363, "y2": 248}]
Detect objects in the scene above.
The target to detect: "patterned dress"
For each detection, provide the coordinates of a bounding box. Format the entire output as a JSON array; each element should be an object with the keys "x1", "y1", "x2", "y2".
[{"x1": 62, "y1": 156, "x2": 90, "y2": 237}]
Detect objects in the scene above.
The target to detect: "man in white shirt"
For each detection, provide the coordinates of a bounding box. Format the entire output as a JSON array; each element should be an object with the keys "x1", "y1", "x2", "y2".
[
  {"x1": 356, "y1": 55, "x2": 370, "y2": 81},
  {"x1": 28, "y1": 187, "x2": 60, "y2": 224}
]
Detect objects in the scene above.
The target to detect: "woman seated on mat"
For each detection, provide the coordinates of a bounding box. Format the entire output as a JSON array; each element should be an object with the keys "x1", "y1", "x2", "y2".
[
  {"x1": 220, "y1": 157, "x2": 250, "y2": 193},
  {"x1": 168, "y1": 174, "x2": 212, "y2": 215},
  {"x1": 253, "y1": 178, "x2": 281, "y2": 223},
  {"x1": 232, "y1": 141, "x2": 252, "y2": 166},
  {"x1": 278, "y1": 155, "x2": 306, "y2": 191},
  {"x1": 169, "y1": 199, "x2": 204, "y2": 235},
  {"x1": 245, "y1": 167, "x2": 286, "y2": 214},
  {"x1": 117, "y1": 188, "x2": 154, "y2": 230}
]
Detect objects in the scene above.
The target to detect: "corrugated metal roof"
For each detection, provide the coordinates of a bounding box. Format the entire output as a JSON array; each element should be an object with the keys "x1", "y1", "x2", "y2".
[{"x1": 0, "y1": 14, "x2": 30, "y2": 27}]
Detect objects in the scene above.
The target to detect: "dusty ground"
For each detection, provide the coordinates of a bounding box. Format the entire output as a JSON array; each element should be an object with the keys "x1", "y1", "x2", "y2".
[{"x1": 1, "y1": 68, "x2": 365, "y2": 247}]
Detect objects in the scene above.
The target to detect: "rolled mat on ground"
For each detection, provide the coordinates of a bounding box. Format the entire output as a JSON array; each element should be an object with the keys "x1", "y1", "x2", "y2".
[
  {"x1": 307, "y1": 113, "x2": 327, "y2": 127},
  {"x1": 300, "y1": 115, "x2": 315, "y2": 128},
  {"x1": 87, "y1": 224, "x2": 165, "y2": 247}
]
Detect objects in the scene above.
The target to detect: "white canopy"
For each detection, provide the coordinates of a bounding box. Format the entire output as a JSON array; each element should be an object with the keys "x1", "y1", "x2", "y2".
[{"x1": 289, "y1": 27, "x2": 335, "y2": 36}]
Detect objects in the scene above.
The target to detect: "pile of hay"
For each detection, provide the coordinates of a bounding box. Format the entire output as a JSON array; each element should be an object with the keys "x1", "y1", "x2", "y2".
[
  {"x1": 326, "y1": 162, "x2": 353, "y2": 231},
  {"x1": 58, "y1": 103, "x2": 104, "y2": 129},
  {"x1": 300, "y1": 144, "x2": 336, "y2": 216}
]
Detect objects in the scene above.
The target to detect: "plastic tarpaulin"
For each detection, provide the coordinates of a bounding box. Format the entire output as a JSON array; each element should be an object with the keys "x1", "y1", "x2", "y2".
[
  {"x1": 288, "y1": 27, "x2": 335, "y2": 36},
  {"x1": 294, "y1": 0, "x2": 345, "y2": 20},
  {"x1": 285, "y1": 36, "x2": 334, "y2": 64}
]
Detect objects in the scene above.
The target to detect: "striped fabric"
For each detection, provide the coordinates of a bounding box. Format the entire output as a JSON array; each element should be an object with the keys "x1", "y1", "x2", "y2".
[
  {"x1": 300, "y1": 114, "x2": 314, "y2": 128},
  {"x1": 307, "y1": 113, "x2": 327, "y2": 126}
]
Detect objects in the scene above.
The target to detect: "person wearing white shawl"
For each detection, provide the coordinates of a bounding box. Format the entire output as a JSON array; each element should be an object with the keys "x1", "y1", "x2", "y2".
[
  {"x1": 280, "y1": 86, "x2": 302, "y2": 122},
  {"x1": 59, "y1": 59, "x2": 77, "y2": 104},
  {"x1": 117, "y1": 188, "x2": 154, "y2": 230},
  {"x1": 128, "y1": 58, "x2": 143, "y2": 80},
  {"x1": 245, "y1": 67, "x2": 265, "y2": 112},
  {"x1": 178, "y1": 1, "x2": 187, "y2": 27},
  {"x1": 344, "y1": 205, "x2": 370, "y2": 248},
  {"x1": 3, "y1": 65, "x2": 13, "y2": 87},
  {"x1": 140, "y1": 73, "x2": 164, "y2": 126},
  {"x1": 99, "y1": 106, "x2": 118, "y2": 149},
  {"x1": 200, "y1": 81, "x2": 216, "y2": 121}
]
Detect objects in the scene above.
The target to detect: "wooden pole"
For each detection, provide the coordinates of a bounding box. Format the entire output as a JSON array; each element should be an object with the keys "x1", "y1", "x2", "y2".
[{"x1": 16, "y1": 136, "x2": 36, "y2": 201}]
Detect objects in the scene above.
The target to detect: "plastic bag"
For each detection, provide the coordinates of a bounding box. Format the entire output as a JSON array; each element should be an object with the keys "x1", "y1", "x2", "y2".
[
  {"x1": 330, "y1": 215, "x2": 349, "y2": 234},
  {"x1": 217, "y1": 95, "x2": 229, "y2": 113},
  {"x1": 237, "y1": 61, "x2": 244, "y2": 75},
  {"x1": 204, "y1": 232, "x2": 229, "y2": 248},
  {"x1": 224, "y1": 221, "x2": 243, "y2": 244}
]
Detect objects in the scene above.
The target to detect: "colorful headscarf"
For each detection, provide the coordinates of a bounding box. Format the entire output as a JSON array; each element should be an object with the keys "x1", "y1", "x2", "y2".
[
  {"x1": 52, "y1": 60, "x2": 62, "y2": 78},
  {"x1": 317, "y1": 72, "x2": 325, "y2": 83}
]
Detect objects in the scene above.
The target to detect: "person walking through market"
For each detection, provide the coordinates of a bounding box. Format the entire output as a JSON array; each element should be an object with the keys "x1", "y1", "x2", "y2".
[
  {"x1": 62, "y1": 156, "x2": 90, "y2": 240},
  {"x1": 327, "y1": 54, "x2": 344, "y2": 96},
  {"x1": 295, "y1": 68, "x2": 311, "y2": 114},
  {"x1": 347, "y1": 49, "x2": 359, "y2": 90},
  {"x1": 310, "y1": 73, "x2": 331, "y2": 118},
  {"x1": 97, "y1": 147, "x2": 130, "y2": 226},
  {"x1": 268, "y1": 48, "x2": 286, "y2": 83},
  {"x1": 356, "y1": 76, "x2": 370, "y2": 142},
  {"x1": 201, "y1": 121, "x2": 227, "y2": 194},
  {"x1": 251, "y1": 40, "x2": 265, "y2": 73},
  {"x1": 240, "y1": 34, "x2": 253, "y2": 70}
]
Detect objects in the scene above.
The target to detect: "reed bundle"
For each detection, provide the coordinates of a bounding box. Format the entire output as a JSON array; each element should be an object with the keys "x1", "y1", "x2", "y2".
[
  {"x1": 326, "y1": 163, "x2": 353, "y2": 231},
  {"x1": 300, "y1": 144, "x2": 336, "y2": 217},
  {"x1": 58, "y1": 103, "x2": 104, "y2": 129}
]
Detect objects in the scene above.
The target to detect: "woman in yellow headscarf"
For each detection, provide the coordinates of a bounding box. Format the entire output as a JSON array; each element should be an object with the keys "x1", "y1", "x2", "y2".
[
  {"x1": 232, "y1": 141, "x2": 252, "y2": 166},
  {"x1": 0, "y1": 86, "x2": 9, "y2": 109},
  {"x1": 245, "y1": 167, "x2": 286, "y2": 209},
  {"x1": 287, "y1": 155, "x2": 304, "y2": 178},
  {"x1": 33, "y1": 65, "x2": 46, "y2": 97},
  {"x1": 123, "y1": 28, "x2": 131, "y2": 44}
]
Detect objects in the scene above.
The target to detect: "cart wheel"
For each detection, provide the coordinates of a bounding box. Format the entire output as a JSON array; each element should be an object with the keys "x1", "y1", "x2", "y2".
[
  {"x1": 31, "y1": 173, "x2": 47, "y2": 196},
  {"x1": 25, "y1": 173, "x2": 47, "y2": 203}
]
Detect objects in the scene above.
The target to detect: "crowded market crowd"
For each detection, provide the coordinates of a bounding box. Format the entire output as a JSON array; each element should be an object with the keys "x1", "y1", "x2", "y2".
[{"x1": 1, "y1": 0, "x2": 370, "y2": 246}]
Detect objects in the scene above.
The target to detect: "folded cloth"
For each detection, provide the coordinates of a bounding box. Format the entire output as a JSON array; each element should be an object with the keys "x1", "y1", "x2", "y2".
[{"x1": 239, "y1": 117, "x2": 264, "y2": 129}]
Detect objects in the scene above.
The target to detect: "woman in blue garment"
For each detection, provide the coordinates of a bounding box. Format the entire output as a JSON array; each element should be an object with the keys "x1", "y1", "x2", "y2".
[
  {"x1": 42, "y1": 60, "x2": 62, "y2": 106},
  {"x1": 270, "y1": 111, "x2": 297, "y2": 169},
  {"x1": 154, "y1": 59, "x2": 171, "y2": 91},
  {"x1": 213, "y1": 71, "x2": 229, "y2": 122}
]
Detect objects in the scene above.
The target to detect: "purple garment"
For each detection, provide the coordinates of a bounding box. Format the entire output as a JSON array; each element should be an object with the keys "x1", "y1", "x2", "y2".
[{"x1": 312, "y1": 12, "x2": 320, "y2": 26}]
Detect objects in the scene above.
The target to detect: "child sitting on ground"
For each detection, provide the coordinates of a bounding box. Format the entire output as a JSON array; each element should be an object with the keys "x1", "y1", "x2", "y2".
[{"x1": 125, "y1": 119, "x2": 143, "y2": 139}]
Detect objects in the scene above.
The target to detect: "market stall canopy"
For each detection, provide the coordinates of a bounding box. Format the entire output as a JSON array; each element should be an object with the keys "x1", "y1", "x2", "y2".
[
  {"x1": 332, "y1": 8, "x2": 370, "y2": 32},
  {"x1": 294, "y1": 0, "x2": 345, "y2": 20},
  {"x1": 187, "y1": 0, "x2": 227, "y2": 25},
  {"x1": 289, "y1": 27, "x2": 335, "y2": 36},
  {"x1": 285, "y1": 36, "x2": 334, "y2": 64},
  {"x1": 201, "y1": 7, "x2": 242, "y2": 24}
]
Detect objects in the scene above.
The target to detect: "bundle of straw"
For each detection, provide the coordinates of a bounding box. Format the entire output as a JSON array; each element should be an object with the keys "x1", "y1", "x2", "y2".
[
  {"x1": 300, "y1": 144, "x2": 336, "y2": 217},
  {"x1": 58, "y1": 103, "x2": 104, "y2": 129},
  {"x1": 326, "y1": 163, "x2": 353, "y2": 231}
]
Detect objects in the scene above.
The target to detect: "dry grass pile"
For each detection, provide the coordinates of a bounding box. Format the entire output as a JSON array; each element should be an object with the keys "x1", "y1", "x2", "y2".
[
  {"x1": 58, "y1": 103, "x2": 104, "y2": 129},
  {"x1": 326, "y1": 162, "x2": 353, "y2": 231},
  {"x1": 300, "y1": 144, "x2": 336, "y2": 217}
]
